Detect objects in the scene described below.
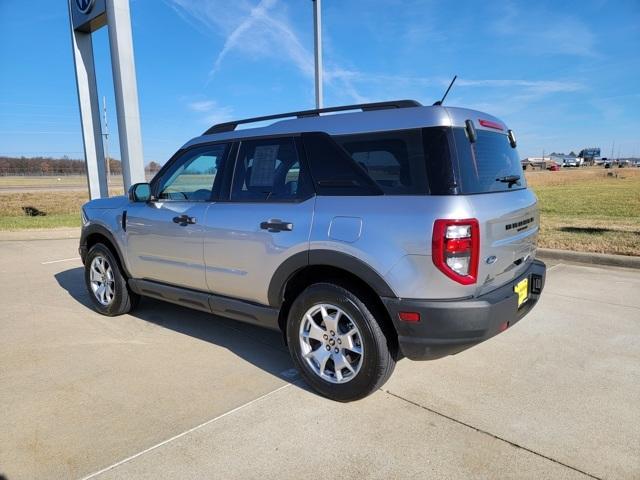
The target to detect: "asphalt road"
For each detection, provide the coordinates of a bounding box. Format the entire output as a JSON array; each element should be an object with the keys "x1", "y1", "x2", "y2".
[
  {"x1": 0, "y1": 177, "x2": 125, "y2": 194},
  {"x1": 0, "y1": 232, "x2": 638, "y2": 479},
  {"x1": 0, "y1": 185, "x2": 90, "y2": 193}
]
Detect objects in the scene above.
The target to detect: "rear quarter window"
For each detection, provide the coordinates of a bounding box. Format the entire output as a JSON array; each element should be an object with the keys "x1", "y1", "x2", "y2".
[
  {"x1": 334, "y1": 130, "x2": 428, "y2": 195},
  {"x1": 453, "y1": 128, "x2": 526, "y2": 194}
]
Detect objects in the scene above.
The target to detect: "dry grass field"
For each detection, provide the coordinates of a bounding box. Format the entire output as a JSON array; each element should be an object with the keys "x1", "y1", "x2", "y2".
[
  {"x1": 1, "y1": 168, "x2": 639, "y2": 255},
  {"x1": 0, "y1": 188, "x2": 123, "y2": 229},
  {"x1": 526, "y1": 167, "x2": 640, "y2": 256}
]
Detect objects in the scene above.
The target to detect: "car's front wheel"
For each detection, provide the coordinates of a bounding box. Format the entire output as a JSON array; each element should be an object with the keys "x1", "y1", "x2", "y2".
[
  {"x1": 286, "y1": 282, "x2": 395, "y2": 402},
  {"x1": 84, "y1": 243, "x2": 139, "y2": 316}
]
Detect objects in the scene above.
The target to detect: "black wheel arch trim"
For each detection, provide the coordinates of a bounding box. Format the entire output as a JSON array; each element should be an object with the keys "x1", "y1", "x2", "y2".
[
  {"x1": 80, "y1": 223, "x2": 131, "y2": 278},
  {"x1": 268, "y1": 249, "x2": 397, "y2": 307}
]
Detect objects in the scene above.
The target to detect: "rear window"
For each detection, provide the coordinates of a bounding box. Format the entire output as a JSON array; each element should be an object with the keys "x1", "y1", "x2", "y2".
[
  {"x1": 453, "y1": 128, "x2": 526, "y2": 193},
  {"x1": 309, "y1": 126, "x2": 523, "y2": 196}
]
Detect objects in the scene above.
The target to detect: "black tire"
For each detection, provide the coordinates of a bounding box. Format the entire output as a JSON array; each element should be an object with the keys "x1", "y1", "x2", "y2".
[
  {"x1": 84, "y1": 243, "x2": 139, "y2": 316},
  {"x1": 286, "y1": 282, "x2": 395, "y2": 402}
]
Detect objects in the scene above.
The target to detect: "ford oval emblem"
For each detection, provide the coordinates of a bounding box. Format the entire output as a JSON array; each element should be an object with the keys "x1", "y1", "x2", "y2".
[
  {"x1": 76, "y1": 0, "x2": 95, "y2": 14},
  {"x1": 486, "y1": 255, "x2": 497, "y2": 265}
]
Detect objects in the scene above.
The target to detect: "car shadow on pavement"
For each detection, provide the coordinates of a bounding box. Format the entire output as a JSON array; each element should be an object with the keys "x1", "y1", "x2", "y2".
[{"x1": 54, "y1": 267, "x2": 304, "y2": 387}]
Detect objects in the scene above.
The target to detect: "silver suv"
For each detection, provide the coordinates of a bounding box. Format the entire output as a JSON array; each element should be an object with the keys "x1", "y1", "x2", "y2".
[{"x1": 80, "y1": 100, "x2": 546, "y2": 401}]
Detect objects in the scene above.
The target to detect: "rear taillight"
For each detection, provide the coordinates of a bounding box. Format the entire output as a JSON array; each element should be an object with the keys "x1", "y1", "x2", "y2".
[{"x1": 432, "y1": 219, "x2": 479, "y2": 285}]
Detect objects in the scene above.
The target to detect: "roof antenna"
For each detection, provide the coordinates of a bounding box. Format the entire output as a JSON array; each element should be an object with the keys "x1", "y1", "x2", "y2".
[{"x1": 433, "y1": 75, "x2": 457, "y2": 106}]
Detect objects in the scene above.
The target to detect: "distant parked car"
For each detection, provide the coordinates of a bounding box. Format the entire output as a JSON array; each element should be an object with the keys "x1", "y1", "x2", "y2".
[{"x1": 547, "y1": 164, "x2": 560, "y2": 171}]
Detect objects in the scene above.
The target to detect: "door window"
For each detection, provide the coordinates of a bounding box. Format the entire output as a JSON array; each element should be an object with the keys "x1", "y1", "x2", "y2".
[
  {"x1": 230, "y1": 137, "x2": 310, "y2": 202},
  {"x1": 157, "y1": 144, "x2": 228, "y2": 201}
]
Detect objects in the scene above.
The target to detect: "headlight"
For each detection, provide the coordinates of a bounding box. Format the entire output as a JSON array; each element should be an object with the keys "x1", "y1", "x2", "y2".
[{"x1": 81, "y1": 207, "x2": 89, "y2": 226}]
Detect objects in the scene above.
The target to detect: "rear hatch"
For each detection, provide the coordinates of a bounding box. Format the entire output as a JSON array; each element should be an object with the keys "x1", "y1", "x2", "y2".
[
  {"x1": 331, "y1": 116, "x2": 539, "y2": 297},
  {"x1": 450, "y1": 123, "x2": 539, "y2": 295}
]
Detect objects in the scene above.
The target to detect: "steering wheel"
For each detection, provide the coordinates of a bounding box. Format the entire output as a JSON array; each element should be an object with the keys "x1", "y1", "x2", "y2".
[{"x1": 160, "y1": 190, "x2": 188, "y2": 200}]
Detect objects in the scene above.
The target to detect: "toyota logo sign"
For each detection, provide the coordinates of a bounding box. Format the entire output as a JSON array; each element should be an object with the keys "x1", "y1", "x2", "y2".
[{"x1": 75, "y1": 0, "x2": 95, "y2": 14}]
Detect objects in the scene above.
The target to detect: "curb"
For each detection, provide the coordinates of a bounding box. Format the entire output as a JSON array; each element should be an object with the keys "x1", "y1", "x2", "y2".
[{"x1": 537, "y1": 248, "x2": 640, "y2": 270}]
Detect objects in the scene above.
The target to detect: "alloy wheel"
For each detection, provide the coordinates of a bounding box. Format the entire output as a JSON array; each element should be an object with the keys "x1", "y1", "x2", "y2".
[
  {"x1": 89, "y1": 255, "x2": 115, "y2": 306},
  {"x1": 299, "y1": 303, "x2": 364, "y2": 384}
]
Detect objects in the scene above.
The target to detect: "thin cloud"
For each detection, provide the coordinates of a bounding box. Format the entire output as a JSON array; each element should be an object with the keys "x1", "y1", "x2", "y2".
[
  {"x1": 492, "y1": 3, "x2": 598, "y2": 57},
  {"x1": 204, "y1": 108, "x2": 234, "y2": 126},
  {"x1": 165, "y1": 0, "x2": 364, "y2": 102},
  {"x1": 165, "y1": 1, "x2": 586, "y2": 112},
  {"x1": 184, "y1": 98, "x2": 234, "y2": 126},
  {"x1": 187, "y1": 100, "x2": 217, "y2": 112},
  {"x1": 165, "y1": 0, "x2": 313, "y2": 78},
  {"x1": 463, "y1": 77, "x2": 581, "y2": 101},
  {"x1": 456, "y1": 79, "x2": 585, "y2": 97}
]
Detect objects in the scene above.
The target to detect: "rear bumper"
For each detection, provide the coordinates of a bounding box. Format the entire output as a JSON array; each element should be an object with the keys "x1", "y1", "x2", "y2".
[{"x1": 383, "y1": 259, "x2": 546, "y2": 360}]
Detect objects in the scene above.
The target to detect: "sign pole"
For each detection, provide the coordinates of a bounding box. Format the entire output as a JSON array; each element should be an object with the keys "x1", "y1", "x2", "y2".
[
  {"x1": 106, "y1": 0, "x2": 145, "y2": 190},
  {"x1": 68, "y1": 0, "x2": 145, "y2": 197},
  {"x1": 68, "y1": 6, "x2": 108, "y2": 199},
  {"x1": 312, "y1": 0, "x2": 323, "y2": 109}
]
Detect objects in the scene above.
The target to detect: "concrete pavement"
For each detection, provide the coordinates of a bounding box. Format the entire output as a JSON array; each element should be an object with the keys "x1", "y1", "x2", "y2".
[{"x1": 0, "y1": 235, "x2": 638, "y2": 479}]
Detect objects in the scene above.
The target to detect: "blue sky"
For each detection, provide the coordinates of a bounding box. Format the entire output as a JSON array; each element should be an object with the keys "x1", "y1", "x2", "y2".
[{"x1": 1, "y1": 0, "x2": 639, "y2": 163}]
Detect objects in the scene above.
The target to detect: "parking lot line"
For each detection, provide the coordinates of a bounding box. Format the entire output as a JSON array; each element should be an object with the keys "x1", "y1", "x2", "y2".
[
  {"x1": 41, "y1": 257, "x2": 81, "y2": 265},
  {"x1": 384, "y1": 390, "x2": 602, "y2": 480},
  {"x1": 78, "y1": 383, "x2": 293, "y2": 480}
]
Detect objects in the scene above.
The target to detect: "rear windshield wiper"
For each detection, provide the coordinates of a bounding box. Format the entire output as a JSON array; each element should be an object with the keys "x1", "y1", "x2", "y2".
[{"x1": 496, "y1": 175, "x2": 521, "y2": 187}]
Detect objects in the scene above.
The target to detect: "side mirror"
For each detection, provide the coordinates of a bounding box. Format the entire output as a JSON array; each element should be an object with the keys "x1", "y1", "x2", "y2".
[
  {"x1": 129, "y1": 183, "x2": 152, "y2": 202},
  {"x1": 508, "y1": 129, "x2": 517, "y2": 148}
]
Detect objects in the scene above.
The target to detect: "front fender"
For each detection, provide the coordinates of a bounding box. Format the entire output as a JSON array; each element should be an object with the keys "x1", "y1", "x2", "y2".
[{"x1": 80, "y1": 221, "x2": 131, "y2": 278}]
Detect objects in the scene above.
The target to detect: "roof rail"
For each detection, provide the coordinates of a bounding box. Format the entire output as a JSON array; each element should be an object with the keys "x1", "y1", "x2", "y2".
[{"x1": 203, "y1": 99, "x2": 422, "y2": 135}]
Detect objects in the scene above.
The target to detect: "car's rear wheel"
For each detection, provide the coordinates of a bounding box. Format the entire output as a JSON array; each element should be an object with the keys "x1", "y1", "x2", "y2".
[
  {"x1": 84, "y1": 243, "x2": 139, "y2": 316},
  {"x1": 286, "y1": 282, "x2": 395, "y2": 402}
]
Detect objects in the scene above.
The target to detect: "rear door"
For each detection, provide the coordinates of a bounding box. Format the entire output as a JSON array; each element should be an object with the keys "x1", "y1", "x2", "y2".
[
  {"x1": 125, "y1": 143, "x2": 229, "y2": 291},
  {"x1": 202, "y1": 136, "x2": 315, "y2": 305},
  {"x1": 452, "y1": 127, "x2": 539, "y2": 294}
]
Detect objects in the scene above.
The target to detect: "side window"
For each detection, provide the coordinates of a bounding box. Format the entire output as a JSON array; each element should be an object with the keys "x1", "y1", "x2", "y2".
[
  {"x1": 335, "y1": 130, "x2": 429, "y2": 195},
  {"x1": 230, "y1": 137, "x2": 310, "y2": 202},
  {"x1": 302, "y1": 132, "x2": 381, "y2": 196},
  {"x1": 158, "y1": 144, "x2": 228, "y2": 201}
]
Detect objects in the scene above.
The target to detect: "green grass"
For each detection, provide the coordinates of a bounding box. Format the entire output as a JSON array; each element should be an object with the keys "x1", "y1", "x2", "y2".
[
  {"x1": 534, "y1": 181, "x2": 640, "y2": 218},
  {"x1": 1, "y1": 169, "x2": 639, "y2": 256},
  {"x1": 0, "y1": 214, "x2": 81, "y2": 230},
  {"x1": 0, "y1": 189, "x2": 118, "y2": 232},
  {"x1": 527, "y1": 169, "x2": 640, "y2": 255}
]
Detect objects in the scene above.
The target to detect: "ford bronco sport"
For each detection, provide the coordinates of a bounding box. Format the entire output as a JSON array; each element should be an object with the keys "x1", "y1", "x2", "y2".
[{"x1": 80, "y1": 100, "x2": 546, "y2": 401}]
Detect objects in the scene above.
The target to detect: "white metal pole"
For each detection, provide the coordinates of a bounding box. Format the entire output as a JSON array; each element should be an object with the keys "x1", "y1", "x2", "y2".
[
  {"x1": 312, "y1": 0, "x2": 323, "y2": 109},
  {"x1": 106, "y1": 0, "x2": 146, "y2": 190},
  {"x1": 68, "y1": 5, "x2": 108, "y2": 199}
]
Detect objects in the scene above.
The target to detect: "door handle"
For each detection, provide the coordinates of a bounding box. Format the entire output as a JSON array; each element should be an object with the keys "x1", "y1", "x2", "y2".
[
  {"x1": 260, "y1": 219, "x2": 293, "y2": 232},
  {"x1": 173, "y1": 214, "x2": 197, "y2": 225}
]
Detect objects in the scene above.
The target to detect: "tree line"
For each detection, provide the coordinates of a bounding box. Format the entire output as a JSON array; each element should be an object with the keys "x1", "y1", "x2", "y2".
[{"x1": 0, "y1": 156, "x2": 162, "y2": 176}]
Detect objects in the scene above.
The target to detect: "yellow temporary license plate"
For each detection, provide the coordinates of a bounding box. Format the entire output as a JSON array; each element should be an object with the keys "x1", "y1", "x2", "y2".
[{"x1": 514, "y1": 278, "x2": 529, "y2": 308}]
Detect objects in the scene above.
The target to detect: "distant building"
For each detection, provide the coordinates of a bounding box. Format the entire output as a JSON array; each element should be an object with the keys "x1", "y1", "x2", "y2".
[{"x1": 578, "y1": 147, "x2": 601, "y2": 166}]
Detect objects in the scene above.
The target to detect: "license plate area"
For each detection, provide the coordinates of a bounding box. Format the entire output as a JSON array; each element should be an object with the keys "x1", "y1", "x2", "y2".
[{"x1": 514, "y1": 277, "x2": 529, "y2": 308}]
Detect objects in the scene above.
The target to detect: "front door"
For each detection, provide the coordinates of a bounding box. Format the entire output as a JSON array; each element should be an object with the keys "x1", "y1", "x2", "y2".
[
  {"x1": 203, "y1": 136, "x2": 315, "y2": 305},
  {"x1": 125, "y1": 143, "x2": 229, "y2": 291}
]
